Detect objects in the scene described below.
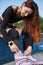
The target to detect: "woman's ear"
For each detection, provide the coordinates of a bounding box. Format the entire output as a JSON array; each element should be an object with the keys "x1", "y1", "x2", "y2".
[
  {"x1": 29, "y1": 8, "x2": 33, "y2": 15},
  {"x1": 31, "y1": 9, "x2": 33, "y2": 14}
]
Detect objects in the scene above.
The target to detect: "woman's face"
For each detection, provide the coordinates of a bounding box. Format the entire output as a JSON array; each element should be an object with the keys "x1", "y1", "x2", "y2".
[{"x1": 21, "y1": 6, "x2": 33, "y2": 17}]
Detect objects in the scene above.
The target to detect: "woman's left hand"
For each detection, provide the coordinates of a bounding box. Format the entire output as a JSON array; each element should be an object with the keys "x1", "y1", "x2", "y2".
[
  {"x1": 0, "y1": 33, "x2": 3, "y2": 38},
  {"x1": 24, "y1": 46, "x2": 32, "y2": 56}
]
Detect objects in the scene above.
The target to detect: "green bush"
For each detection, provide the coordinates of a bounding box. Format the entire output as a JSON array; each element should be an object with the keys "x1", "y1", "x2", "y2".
[
  {"x1": 40, "y1": 22, "x2": 43, "y2": 33},
  {"x1": 13, "y1": 20, "x2": 23, "y2": 26},
  {"x1": 13, "y1": 17, "x2": 43, "y2": 33}
]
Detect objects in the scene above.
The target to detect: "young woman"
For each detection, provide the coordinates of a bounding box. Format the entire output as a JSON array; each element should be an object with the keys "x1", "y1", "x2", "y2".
[
  {"x1": 9, "y1": 0, "x2": 41, "y2": 56},
  {"x1": 0, "y1": 0, "x2": 41, "y2": 56}
]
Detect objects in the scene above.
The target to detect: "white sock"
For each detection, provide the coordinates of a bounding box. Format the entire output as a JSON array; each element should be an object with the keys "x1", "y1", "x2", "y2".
[{"x1": 14, "y1": 50, "x2": 23, "y2": 60}]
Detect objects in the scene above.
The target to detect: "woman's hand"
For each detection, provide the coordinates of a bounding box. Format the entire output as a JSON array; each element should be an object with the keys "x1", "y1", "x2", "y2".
[
  {"x1": 0, "y1": 33, "x2": 3, "y2": 37},
  {"x1": 24, "y1": 46, "x2": 32, "y2": 56},
  {"x1": 9, "y1": 43, "x2": 19, "y2": 53}
]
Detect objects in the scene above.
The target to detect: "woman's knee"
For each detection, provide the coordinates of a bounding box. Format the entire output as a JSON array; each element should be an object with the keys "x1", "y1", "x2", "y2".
[{"x1": 8, "y1": 28, "x2": 19, "y2": 40}]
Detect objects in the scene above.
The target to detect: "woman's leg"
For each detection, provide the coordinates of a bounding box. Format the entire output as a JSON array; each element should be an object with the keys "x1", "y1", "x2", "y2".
[{"x1": 8, "y1": 28, "x2": 20, "y2": 49}]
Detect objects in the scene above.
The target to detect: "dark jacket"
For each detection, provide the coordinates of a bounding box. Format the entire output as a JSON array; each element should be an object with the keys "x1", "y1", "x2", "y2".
[
  {"x1": 0, "y1": 6, "x2": 23, "y2": 42},
  {"x1": 0, "y1": 6, "x2": 33, "y2": 48}
]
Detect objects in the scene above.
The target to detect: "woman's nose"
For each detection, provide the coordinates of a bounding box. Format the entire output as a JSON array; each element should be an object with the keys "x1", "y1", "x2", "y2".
[{"x1": 22, "y1": 12, "x2": 26, "y2": 14}]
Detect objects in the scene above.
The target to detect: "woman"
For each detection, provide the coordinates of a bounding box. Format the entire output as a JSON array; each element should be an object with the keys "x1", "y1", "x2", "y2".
[
  {"x1": 21, "y1": 0, "x2": 41, "y2": 55},
  {"x1": 10, "y1": 0, "x2": 41, "y2": 56},
  {"x1": 0, "y1": 0, "x2": 41, "y2": 56},
  {"x1": 0, "y1": 3, "x2": 33, "y2": 55}
]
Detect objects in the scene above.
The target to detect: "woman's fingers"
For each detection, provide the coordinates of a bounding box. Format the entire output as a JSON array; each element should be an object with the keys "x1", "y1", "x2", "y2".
[
  {"x1": 0, "y1": 33, "x2": 3, "y2": 37},
  {"x1": 9, "y1": 43, "x2": 19, "y2": 52},
  {"x1": 11, "y1": 47, "x2": 18, "y2": 52},
  {"x1": 24, "y1": 46, "x2": 32, "y2": 56},
  {"x1": 24, "y1": 50, "x2": 31, "y2": 56}
]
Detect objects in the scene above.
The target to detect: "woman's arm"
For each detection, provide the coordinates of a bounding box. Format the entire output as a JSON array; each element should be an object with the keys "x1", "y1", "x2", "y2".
[
  {"x1": 0, "y1": 6, "x2": 13, "y2": 42},
  {"x1": 22, "y1": 32, "x2": 33, "y2": 49},
  {"x1": 22, "y1": 32, "x2": 33, "y2": 55}
]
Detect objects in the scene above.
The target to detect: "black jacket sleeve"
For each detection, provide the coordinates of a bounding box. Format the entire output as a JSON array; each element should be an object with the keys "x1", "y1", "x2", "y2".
[
  {"x1": 0, "y1": 6, "x2": 13, "y2": 42},
  {"x1": 22, "y1": 31, "x2": 33, "y2": 50}
]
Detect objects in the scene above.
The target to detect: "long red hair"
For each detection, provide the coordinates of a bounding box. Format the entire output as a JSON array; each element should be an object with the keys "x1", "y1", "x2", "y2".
[{"x1": 23, "y1": 0, "x2": 41, "y2": 43}]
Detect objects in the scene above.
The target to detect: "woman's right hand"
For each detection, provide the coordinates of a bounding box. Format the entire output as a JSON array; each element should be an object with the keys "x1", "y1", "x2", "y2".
[
  {"x1": 9, "y1": 43, "x2": 19, "y2": 53},
  {"x1": 0, "y1": 33, "x2": 3, "y2": 38}
]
